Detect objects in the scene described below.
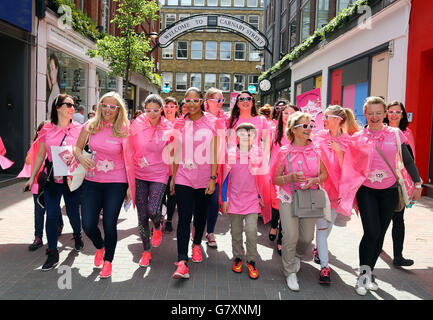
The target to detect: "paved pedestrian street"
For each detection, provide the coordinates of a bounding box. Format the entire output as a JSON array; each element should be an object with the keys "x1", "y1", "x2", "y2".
[{"x1": 0, "y1": 182, "x2": 432, "y2": 300}]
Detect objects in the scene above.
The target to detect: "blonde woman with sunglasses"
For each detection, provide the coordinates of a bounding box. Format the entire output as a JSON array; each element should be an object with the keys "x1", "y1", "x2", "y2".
[
  {"x1": 74, "y1": 92, "x2": 130, "y2": 278},
  {"x1": 272, "y1": 112, "x2": 328, "y2": 291},
  {"x1": 311, "y1": 105, "x2": 359, "y2": 285}
]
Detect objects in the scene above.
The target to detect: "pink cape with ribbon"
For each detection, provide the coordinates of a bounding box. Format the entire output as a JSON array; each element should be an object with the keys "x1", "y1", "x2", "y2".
[
  {"x1": 313, "y1": 130, "x2": 351, "y2": 214},
  {"x1": 222, "y1": 145, "x2": 272, "y2": 224},
  {"x1": 0, "y1": 136, "x2": 14, "y2": 170},
  {"x1": 124, "y1": 114, "x2": 174, "y2": 207},
  {"x1": 16, "y1": 121, "x2": 83, "y2": 178},
  {"x1": 337, "y1": 129, "x2": 376, "y2": 215}
]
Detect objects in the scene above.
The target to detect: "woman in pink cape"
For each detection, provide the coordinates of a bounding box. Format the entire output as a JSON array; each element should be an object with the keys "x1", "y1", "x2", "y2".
[
  {"x1": 272, "y1": 111, "x2": 328, "y2": 292},
  {"x1": 0, "y1": 136, "x2": 14, "y2": 170},
  {"x1": 312, "y1": 105, "x2": 359, "y2": 285},
  {"x1": 23, "y1": 94, "x2": 83, "y2": 271},
  {"x1": 338, "y1": 97, "x2": 422, "y2": 296},
  {"x1": 124, "y1": 94, "x2": 174, "y2": 269},
  {"x1": 269, "y1": 103, "x2": 298, "y2": 255},
  {"x1": 384, "y1": 100, "x2": 417, "y2": 267},
  {"x1": 221, "y1": 122, "x2": 270, "y2": 279},
  {"x1": 74, "y1": 91, "x2": 130, "y2": 279}
]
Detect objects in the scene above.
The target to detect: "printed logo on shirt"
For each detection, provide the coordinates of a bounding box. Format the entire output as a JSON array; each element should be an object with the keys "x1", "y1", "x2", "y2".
[
  {"x1": 367, "y1": 169, "x2": 388, "y2": 183},
  {"x1": 96, "y1": 160, "x2": 115, "y2": 173},
  {"x1": 183, "y1": 160, "x2": 198, "y2": 170}
]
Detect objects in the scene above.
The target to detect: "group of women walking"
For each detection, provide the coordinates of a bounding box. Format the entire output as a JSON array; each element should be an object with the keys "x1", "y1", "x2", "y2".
[{"x1": 17, "y1": 86, "x2": 422, "y2": 296}]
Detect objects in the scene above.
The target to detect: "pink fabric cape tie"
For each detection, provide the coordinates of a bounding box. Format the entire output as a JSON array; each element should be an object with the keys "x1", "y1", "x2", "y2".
[{"x1": 0, "y1": 136, "x2": 14, "y2": 170}]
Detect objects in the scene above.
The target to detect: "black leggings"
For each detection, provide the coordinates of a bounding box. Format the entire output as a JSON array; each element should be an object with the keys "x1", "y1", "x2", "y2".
[
  {"x1": 356, "y1": 185, "x2": 399, "y2": 271},
  {"x1": 392, "y1": 208, "x2": 406, "y2": 258}
]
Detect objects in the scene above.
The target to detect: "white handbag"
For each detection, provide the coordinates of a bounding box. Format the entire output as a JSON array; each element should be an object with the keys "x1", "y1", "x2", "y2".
[{"x1": 66, "y1": 134, "x2": 90, "y2": 192}]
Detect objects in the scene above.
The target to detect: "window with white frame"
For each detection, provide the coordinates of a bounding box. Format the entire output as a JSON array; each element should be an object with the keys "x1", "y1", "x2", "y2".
[
  {"x1": 300, "y1": 1, "x2": 311, "y2": 42},
  {"x1": 190, "y1": 73, "x2": 202, "y2": 90},
  {"x1": 178, "y1": 13, "x2": 190, "y2": 21},
  {"x1": 221, "y1": 0, "x2": 231, "y2": 6},
  {"x1": 219, "y1": 74, "x2": 231, "y2": 92},
  {"x1": 234, "y1": 0, "x2": 244, "y2": 7},
  {"x1": 176, "y1": 73, "x2": 187, "y2": 91},
  {"x1": 248, "y1": 75, "x2": 259, "y2": 89},
  {"x1": 206, "y1": 41, "x2": 217, "y2": 60},
  {"x1": 161, "y1": 72, "x2": 173, "y2": 91},
  {"x1": 248, "y1": 15, "x2": 259, "y2": 30},
  {"x1": 235, "y1": 15, "x2": 245, "y2": 21},
  {"x1": 247, "y1": 0, "x2": 258, "y2": 7},
  {"x1": 207, "y1": 0, "x2": 218, "y2": 6},
  {"x1": 162, "y1": 43, "x2": 174, "y2": 59},
  {"x1": 194, "y1": 0, "x2": 205, "y2": 5},
  {"x1": 165, "y1": 14, "x2": 176, "y2": 28},
  {"x1": 176, "y1": 41, "x2": 188, "y2": 59},
  {"x1": 204, "y1": 74, "x2": 217, "y2": 90},
  {"x1": 316, "y1": 0, "x2": 329, "y2": 29},
  {"x1": 167, "y1": 0, "x2": 178, "y2": 5},
  {"x1": 248, "y1": 44, "x2": 260, "y2": 61},
  {"x1": 234, "y1": 74, "x2": 245, "y2": 91},
  {"x1": 181, "y1": 0, "x2": 192, "y2": 5},
  {"x1": 191, "y1": 41, "x2": 203, "y2": 59},
  {"x1": 220, "y1": 42, "x2": 232, "y2": 61},
  {"x1": 234, "y1": 42, "x2": 246, "y2": 60},
  {"x1": 337, "y1": 0, "x2": 355, "y2": 12}
]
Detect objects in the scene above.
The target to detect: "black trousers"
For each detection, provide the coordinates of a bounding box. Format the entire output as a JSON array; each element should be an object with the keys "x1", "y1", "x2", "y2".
[
  {"x1": 392, "y1": 208, "x2": 406, "y2": 258},
  {"x1": 356, "y1": 185, "x2": 399, "y2": 271}
]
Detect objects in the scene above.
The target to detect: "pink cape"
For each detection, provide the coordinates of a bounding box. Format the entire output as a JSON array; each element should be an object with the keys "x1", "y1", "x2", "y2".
[
  {"x1": 313, "y1": 130, "x2": 351, "y2": 213},
  {"x1": 16, "y1": 121, "x2": 82, "y2": 178},
  {"x1": 222, "y1": 145, "x2": 272, "y2": 224},
  {"x1": 404, "y1": 127, "x2": 416, "y2": 162},
  {"x1": 337, "y1": 130, "x2": 375, "y2": 215},
  {"x1": 0, "y1": 136, "x2": 14, "y2": 170},
  {"x1": 124, "y1": 114, "x2": 174, "y2": 207}
]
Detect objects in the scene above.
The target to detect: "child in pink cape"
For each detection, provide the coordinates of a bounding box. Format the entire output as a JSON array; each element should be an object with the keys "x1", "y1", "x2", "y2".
[
  {"x1": 311, "y1": 105, "x2": 359, "y2": 285},
  {"x1": 221, "y1": 122, "x2": 270, "y2": 280}
]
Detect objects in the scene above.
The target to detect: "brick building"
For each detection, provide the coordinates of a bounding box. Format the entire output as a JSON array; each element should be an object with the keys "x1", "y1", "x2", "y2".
[{"x1": 159, "y1": 0, "x2": 264, "y2": 109}]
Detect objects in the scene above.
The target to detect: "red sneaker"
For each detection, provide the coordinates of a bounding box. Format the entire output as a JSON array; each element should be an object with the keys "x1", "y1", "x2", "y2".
[
  {"x1": 192, "y1": 245, "x2": 203, "y2": 263},
  {"x1": 172, "y1": 261, "x2": 190, "y2": 279},
  {"x1": 100, "y1": 261, "x2": 112, "y2": 278},
  {"x1": 246, "y1": 261, "x2": 259, "y2": 280},
  {"x1": 232, "y1": 258, "x2": 243, "y2": 273},
  {"x1": 94, "y1": 248, "x2": 105, "y2": 267},
  {"x1": 139, "y1": 251, "x2": 152, "y2": 267},
  {"x1": 152, "y1": 228, "x2": 162, "y2": 247}
]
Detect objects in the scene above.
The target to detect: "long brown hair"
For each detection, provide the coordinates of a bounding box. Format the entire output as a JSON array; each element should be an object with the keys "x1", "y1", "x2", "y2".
[
  {"x1": 326, "y1": 105, "x2": 360, "y2": 135},
  {"x1": 228, "y1": 91, "x2": 258, "y2": 129},
  {"x1": 275, "y1": 104, "x2": 299, "y2": 146},
  {"x1": 50, "y1": 93, "x2": 75, "y2": 125}
]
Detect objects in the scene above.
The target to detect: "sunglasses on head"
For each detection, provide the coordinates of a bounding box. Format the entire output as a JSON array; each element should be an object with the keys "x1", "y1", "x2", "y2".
[
  {"x1": 207, "y1": 98, "x2": 226, "y2": 104},
  {"x1": 101, "y1": 103, "x2": 120, "y2": 111},
  {"x1": 185, "y1": 98, "x2": 203, "y2": 105},
  {"x1": 239, "y1": 96, "x2": 252, "y2": 102},
  {"x1": 324, "y1": 114, "x2": 343, "y2": 120},
  {"x1": 294, "y1": 123, "x2": 316, "y2": 129}
]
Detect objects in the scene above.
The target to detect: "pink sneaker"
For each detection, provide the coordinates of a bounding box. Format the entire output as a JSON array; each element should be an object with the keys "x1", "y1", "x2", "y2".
[
  {"x1": 139, "y1": 251, "x2": 152, "y2": 267},
  {"x1": 152, "y1": 228, "x2": 162, "y2": 248},
  {"x1": 100, "y1": 261, "x2": 112, "y2": 278},
  {"x1": 94, "y1": 248, "x2": 105, "y2": 267},
  {"x1": 172, "y1": 261, "x2": 190, "y2": 279},
  {"x1": 192, "y1": 245, "x2": 203, "y2": 263}
]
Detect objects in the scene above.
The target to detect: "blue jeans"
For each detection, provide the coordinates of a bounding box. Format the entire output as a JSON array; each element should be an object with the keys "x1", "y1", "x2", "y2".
[
  {"x1": 81, "y1": 180, "x2": 128, "y2": 262},
  {"x1": 44, "y1": 183, "x2": 82, "y2": 249},
  {"x1": 206, "y1": 183, "x2": 219, "y2": 234},
  {"x1": 33, "y1": 194, "x2": 63, "y2": 238}
]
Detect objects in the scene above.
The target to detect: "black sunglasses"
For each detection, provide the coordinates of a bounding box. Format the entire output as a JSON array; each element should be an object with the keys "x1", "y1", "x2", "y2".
[
  {"x1": 61, "y1": 102, "x2": 76, "y2": 109},
  {"x1": 239, "y1": 97, "x2": 253, "y2": 102}
]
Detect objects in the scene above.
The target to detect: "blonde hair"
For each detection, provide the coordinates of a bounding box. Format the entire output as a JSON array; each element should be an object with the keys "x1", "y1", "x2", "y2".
[
  {"x1": 285, "y1": 111, "x2": 312, "y2": 142},
  {"x1": 205, "y1": 87, "x2": 223, "y2": 100},
  {"x1": 87, "y1": 91, "x2": 129, "y2": 138},
  {"x1": 363, "y1": 96, "x2": 387, "y2": 113},
  {"x1": 326, "y1": 105, "x2": 360, "y2": 135}
]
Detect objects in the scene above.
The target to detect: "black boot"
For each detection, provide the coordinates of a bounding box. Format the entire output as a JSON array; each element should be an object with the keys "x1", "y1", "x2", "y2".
[
  {"x1": 73, "y1": 234, "x2": 84, "y2": 251},
  {"x1": 42, "y1": 248, "x2": 59, "y2": 271},
  {"x1": 393, "y1": 256, "x2": 414, "y2": 267}
]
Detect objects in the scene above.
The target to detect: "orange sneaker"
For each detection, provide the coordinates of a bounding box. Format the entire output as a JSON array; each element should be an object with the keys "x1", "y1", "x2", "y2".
[
  {"x1": 192, "y1": 245, "x2": 202, "y2": 263},
  {"x1": 139, "y1": 251, "x2": 152, "y2": 267},
  {"x1": 100, "y1": 261, "x2": 112, "y2": 278},
  {"x1": 172, "y1": 261, "x2": 190, "y2": 279},
  {"x1": 152, "y1": 228, "x2": 162, "y2": 247},
  {"x1": 246, "y1": 261, "x2": 259, "y2": 280},
  {"x1": 94, "y1": 248, "x2": 105, "y2": 268},
  {"x1": 232, "y1": 258, "x2": 242, "y2": 273}
]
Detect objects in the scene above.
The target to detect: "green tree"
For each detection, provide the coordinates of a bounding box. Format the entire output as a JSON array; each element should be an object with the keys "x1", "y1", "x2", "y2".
[{"x1": 88, "y1": 0, "x2": 161, "y2": 99}]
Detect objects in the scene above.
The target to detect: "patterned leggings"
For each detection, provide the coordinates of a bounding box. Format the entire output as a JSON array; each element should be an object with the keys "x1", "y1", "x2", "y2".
[{"x1": 135, "y1": 179, "x2": 167, "y2": 251}]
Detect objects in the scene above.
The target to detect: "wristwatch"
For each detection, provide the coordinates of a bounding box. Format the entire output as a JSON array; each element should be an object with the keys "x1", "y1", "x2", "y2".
[{"x1": 210, "y1": 176, "x2": 217, "y2": 180}]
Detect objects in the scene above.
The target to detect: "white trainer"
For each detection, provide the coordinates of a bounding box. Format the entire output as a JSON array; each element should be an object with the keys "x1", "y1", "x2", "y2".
[
  {"x1": 286, "y1": 273, "x2": 300, "y2": 291},
  {"x1": 295, "y1": 257, "x2": 301, "y2": 273}
]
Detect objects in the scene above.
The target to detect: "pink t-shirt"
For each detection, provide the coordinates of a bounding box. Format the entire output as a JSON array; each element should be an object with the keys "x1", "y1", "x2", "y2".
[
  {"x1": 227, "y1": 115, "x2": 271, "y2": 146},
  {"x1": 85, "y1": 124, "x2": 127, "y2": 184},
  {"x1": 227, "y1": 148, "x2": 261, "y2": 215},
  {"x1": 362, "y1": 126, "x2": 408, "y2": 189},
  {"x1": 175, "y1": 113, "x2": 217, "y2": 189},
  {"x1": 133, "y1": 117, "x2": 173, "y2": 184},
  {"x1": 276, "y1": 143, "x2": 320, "y2": 195}
]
